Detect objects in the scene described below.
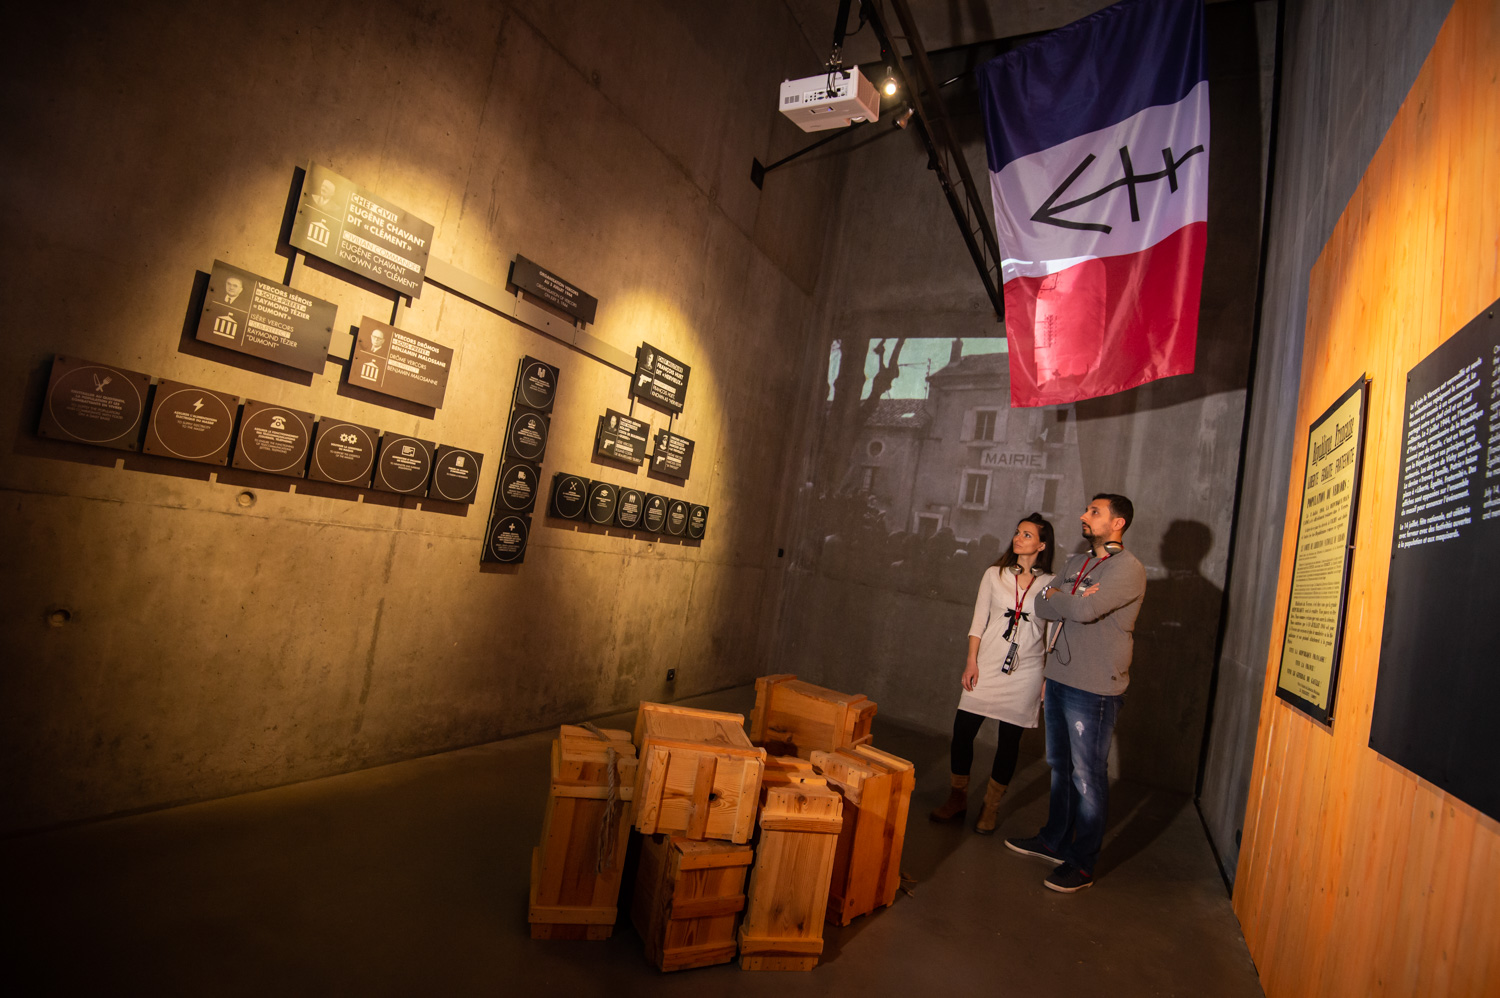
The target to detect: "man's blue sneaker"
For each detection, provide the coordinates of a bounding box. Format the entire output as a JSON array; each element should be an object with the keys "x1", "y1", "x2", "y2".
[
  {"x1": 1004, "y1": 835, "x2": 1064, "y2": 865},
  {"x1": 1044, "y1": 863, "x2": 1094, "y2": 893}
]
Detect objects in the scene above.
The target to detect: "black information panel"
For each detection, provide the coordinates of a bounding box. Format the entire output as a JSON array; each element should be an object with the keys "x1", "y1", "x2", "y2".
[
  {"x1": 232, "y1": 400, "x2": 314, "y2": 477},
  {"x1": 291, "y1": 163, "x2": 433, "y2": 296},
  {"x1": 511, "y1": 255, "x2": 598, "y2": 325},
  {"x1": 483, "y1": 514, "x2": 530, "y2": 564},
  {"x1": 143, "y1": 380, "x2": 238, "y2": 465},
  {"x1": 515, "y1": 356, "x2": 559, "y2": 412},
  {"x1": 349, "y1": 318, "x2": 452, "y2": 409},
  {"x1": 496, "y1": 461, "x2": 540, "y2": 513},
  {"x1": 196, "y1": 261, "x2": 337, "y2": 373},
  {"x1": 641, "y1": 494, "x2": 667, "y2": 533},
  {"x1": 430, "y1": 445, "x2": 484, "y2": 504},
  {"x1": 630, "y1": 342, "x2": 690, "y2": 415},
  {"x1": 586, "y1": 481, "x2": 618, "y2": 526},
  {"x1": 664, "y1": 499, "x2": 690, "y2": 536},
  {"x1": 651, "y1": 430, "x2": 695, "y2": 480},
  {"x1": 372, "y1": 435, "x2": 434, "y2": 495},
  {"x1": 37, "y1": 355, "x2": 151, "y2": 451},
  {"x1": 615, "y1": 488, "x2": 644, "y2": 529},
  {"x1": 1372, "y1": 303, "x2": 1500, "y2": 821},
  {"x1": 687, "y1": 504, "x2": 709, "y2": 540},
  {"x1": 506, "y1": 407, "x2": 550, "y2": 463},
  {"x1": 596, "y1": 409, "x2": 649, "y2": 464},
  {"x1": 309, "y1": 419, "x2": 379, "y2": 486},
  {"x1": 550, "y1": 473, "x2": 589, "y2": 520}
]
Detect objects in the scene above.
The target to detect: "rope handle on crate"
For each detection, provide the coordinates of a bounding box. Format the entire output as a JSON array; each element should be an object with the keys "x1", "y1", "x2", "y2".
[{"x1": 580, "y1": 722, "x2": 622, "y2": 874}]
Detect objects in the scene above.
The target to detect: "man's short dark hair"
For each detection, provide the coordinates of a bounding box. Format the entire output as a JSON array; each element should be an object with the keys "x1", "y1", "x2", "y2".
[{"x1": 1093, "y1": 492, "x2": 1134, "y2": 532}]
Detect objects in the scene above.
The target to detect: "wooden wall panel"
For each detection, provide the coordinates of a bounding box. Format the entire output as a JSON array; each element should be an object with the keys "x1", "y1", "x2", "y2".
[{"x1": 1234, "y1": 1, "x2": 1500, "y2": 995}]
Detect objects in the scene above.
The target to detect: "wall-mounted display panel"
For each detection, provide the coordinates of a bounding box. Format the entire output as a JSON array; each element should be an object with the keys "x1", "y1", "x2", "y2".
[
  {"x1": 483, "y1": 514, "x2": 530, "y2": 564},
  {"x1": 615, "y1": 487, "x2": 644, "y2": 529},
  {"x1": 196, "y1": 261, "x2": 337, "y2": 373},
  {"x1": 630, "y1": 342, "x2": 690, "y2": 415},
  {"x1": 308, "y1": 419, "x2": 379, "y2": 487},
  {"x1": 596, "y1": 408, "x2": 649, "y2": 464},
  {"x1": 506, "y1": 407, "x2": 550, "y2": 464},
  {"x1": 349, "y1": 318, "x2": 452, "y2": 409},
  {"x1": 37, "y1": 355, "x2": 151, "y2": 451},
  {"x1": 586, "y1": 481, "x2": 618, "y2": 525},
  {"x1": 495, "y1": 461, "x2": 540, "y2": 513},
  {"x1": 291, "y1": 163, "x2": 433, "y2": 296},
  {"x1": 550, "y1": 473, "x2": 588, "y2": 520},
  {"x1": 641, "y1": 494, "x2": 667, "y2": 533},
  {"x1": 664, "y1": 499, "x2": 689, "y2": 537},
  {"x1": 142, "y1": 380, "x2": 238, "y2": 466},
  {"x1": 651, "y1": 430, "x2": 695, "y2": 480},
  {"x1": 232, "y1": 400, "x2": 313, "y2": 477},
  {"x1": 510, "y1": 256, "x2": 598, "y2": 325},
  {"x1": 430, "y1": 445, "x2": 484, "y2": 504},
  {"x1": 515, "y1": 355, "x2": 559, "y2": 412},
  {"x1": 372, "y1": 434, "x2": 434, "y2": 495},
  {"x1": 687, "y1": 504, "x2": 709, "y2": 540}
]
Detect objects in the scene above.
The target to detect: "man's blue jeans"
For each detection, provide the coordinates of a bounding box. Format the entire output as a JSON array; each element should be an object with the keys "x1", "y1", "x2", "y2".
[{"x1": 1038, "y1": 678, "x2": 1123, "y2": 874}]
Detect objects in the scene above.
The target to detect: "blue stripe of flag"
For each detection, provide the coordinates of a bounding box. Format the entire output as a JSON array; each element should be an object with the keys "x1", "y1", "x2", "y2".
[{"x1": 976, "y1": 0, "x2": 1206, "y2": 174}]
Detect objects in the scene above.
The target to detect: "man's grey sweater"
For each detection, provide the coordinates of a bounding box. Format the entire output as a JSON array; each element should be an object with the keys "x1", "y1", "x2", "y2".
[{"x1": 1033, "y1": 548, "x2": 1147, "y2": 696}]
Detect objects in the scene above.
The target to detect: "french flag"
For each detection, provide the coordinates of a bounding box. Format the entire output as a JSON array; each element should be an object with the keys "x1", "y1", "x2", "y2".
[{"x1": 976, "y1": 0, "x2": 1208, "y2": 408}]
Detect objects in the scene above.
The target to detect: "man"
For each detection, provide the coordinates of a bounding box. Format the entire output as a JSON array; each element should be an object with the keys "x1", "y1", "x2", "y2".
[
  {"x1": 1006, "y1": 493, "x2": 1146, "y2": 893},
  {"x1": 223, "y1": 275, "x2": 245, "y2": 306}
]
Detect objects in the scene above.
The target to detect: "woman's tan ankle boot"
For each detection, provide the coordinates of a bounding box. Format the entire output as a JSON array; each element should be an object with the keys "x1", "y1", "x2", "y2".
[
  {"x1": 975, "y1": 778, "x2": 1008, "y2": 834},
  {"x1": 929, "y1": 774, "x2": 970, "y2": 822}
]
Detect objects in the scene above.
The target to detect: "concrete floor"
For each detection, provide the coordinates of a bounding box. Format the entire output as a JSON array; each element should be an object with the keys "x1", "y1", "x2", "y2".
[{"x1": 5, "y1": 687, "x2": 1264, "y2": 997}]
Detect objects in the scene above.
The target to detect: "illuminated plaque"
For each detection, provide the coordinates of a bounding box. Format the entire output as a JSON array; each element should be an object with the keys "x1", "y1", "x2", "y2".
[
  {"x1": 232, "y1": 400, "x2": 313, "y2": 477},
  {"x1": 630, "y1": 341, "x2": 690, "y2": 415},
  {"x1": 511, "y1": 256, "x2": 598, "y2": 325},
  {"x1": 550, "y1": 473, "x2": 588, "y2": 520},
  {"x1": 506, "y1": 407, "x2": 550, "y2": 464},
  {"x1": 37, "y1": 355, "x2": 151, "y2": 451},
  {"x1": 349, "y1": 318, "x2": 452, "y2": 409},
  {"x1": 641, "y1": 494, "x2": 667, "y2": 533},
  {"x1": 687, "y1": 504, "x2": 709, "y2": 540},
  {"x1": 290, "y1": 163, "x2": 433, "y2": 296},
  {"x1": 142, "y1": 380, "x2": 238, "y2": 465},
  {"x1": 515, "y1": 355, "x2": 560, "y2": 412},
  {"x1": 651, "y1": 430, "x2": 695, "y2": 480},
  {"x1": 430, "y1": 445, "x2": 484, "y2": 504},
  {"x1": 586, "y1": 481, "x2": 618, "y2": 526},
  {"x1": 596, "y1": 408, "x2": 649, "y2": 465},
  {"x1": 308, "y1": 419, "x2": 379, "y2": 486},
  {"x1": 372, "y1": 434, "x2": 435, "y2": 495},
  {"x1": 483, "y1": 513, "x2": 530, "y2": 564},
  {"x1": 664, "y1": 499, "x2": 689, "y2": 536},
  {"x1": 615, "y1": 488, "x2": 644, "y2": 529},
  {"x1": 495, "y1": 461, "x2": 539, "y2": 513},
  {"x1": 195, "y1": 261, "x2": 337, "y2": 373}
]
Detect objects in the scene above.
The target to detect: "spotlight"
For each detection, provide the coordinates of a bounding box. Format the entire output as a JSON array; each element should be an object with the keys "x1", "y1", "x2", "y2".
[
  {"x1": 882, "y1": 67, "x2": 899, "y2": 97},
  {"x1": 894, "y1": 107, "x2": 914, "y2": 129}
]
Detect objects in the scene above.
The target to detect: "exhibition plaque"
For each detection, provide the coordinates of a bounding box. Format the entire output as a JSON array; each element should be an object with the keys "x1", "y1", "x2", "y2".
[
  {"x1": 550, "y1": 473, "x2": 589, "y2": 519},
  {"x1": 615, "y1": 487, "x2": 644, "y2": 529},
  {"x1": 687, "y1": 504, "x2": 709, "y2": 540},
  {"x1": 308, "y1": 419, "x2": 379, "y2": 486},
  {"x1": 232, "y1": 400, "x2": 313, "y2": 477},
  {"x1": 37, "y1": 355, "x2": 151, "y2": 451},
  {"x1": 641, "y1": 494, "x2": 667, "y2": 532},
  {"x1": 291, "y1": 163, "x2": 433, "y2": 296},
  {"x1": 511, "y1": 255, "x2": 598, "y2": 325},
  {"x1": 142, "y1": 379, "x2": 238, "y2": 465},
  {"x1": 430, "y1": 445, "x2": 484, "y2": 504},
  {"x1": 586, "y1": 481, "x2": 618, "y2": 526},
  {"x1": 630, "y1": 342, "x2": 690, "y2": 414},
  {"x1": 651, "y1": 430, "x2": 695, "y2": 480},
  {"x1": 664, "y1": 499, "x2": 689, "y2": 536},
  {"x1": 506, "y1": 407, "x2": 550, "y2": 463},
  {"x1": 195, "y1": 261, "x2": 337, "y2": 373},
  {"x1": 515, "y1": 355, "x2": 559, "y2": 412},
  {"x1": 349, "y1": 318, "x2": 452, "y2": 409},
  {"x1": 1372, "y1": 303, "x2": 1500, "y2": 821},
  {"x1": 1276, "y1": 376, "x2": 1368, "y2": 724},
  {"x1": 596, "y1": 408, "x2": 649, "y2": 464},
  {"x1": 496, "y1": 461, "x2": 540, "y2": 513},
  {"x1": 372, "y1": 434, "x2": 435, "y2": 495},
  {"x1": 483, "y1": 514, "x2": 530, "y2": 564}
]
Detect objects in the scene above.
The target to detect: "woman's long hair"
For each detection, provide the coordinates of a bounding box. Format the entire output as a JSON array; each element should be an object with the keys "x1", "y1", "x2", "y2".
[{"x1": 991, "y1": 513, "x2": 1055, "y2": 575}]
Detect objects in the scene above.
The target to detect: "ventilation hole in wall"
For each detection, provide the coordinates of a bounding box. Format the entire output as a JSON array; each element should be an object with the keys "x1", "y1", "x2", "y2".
[
  {"x1": 48, "y1": 608, "x2": 71, "y2": 627},
  {"x1": 237, "y1": 491, "x2": 256, "y2": 507}
]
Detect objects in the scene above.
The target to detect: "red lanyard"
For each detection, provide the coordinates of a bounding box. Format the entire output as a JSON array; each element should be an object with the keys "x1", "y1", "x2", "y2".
[
  {"x1": 1014, "y1": 572, "x2": 1035, "y2": 617},
  {"x1": 1070, "y1": 554, "x2": 1110, "y2": 594}
]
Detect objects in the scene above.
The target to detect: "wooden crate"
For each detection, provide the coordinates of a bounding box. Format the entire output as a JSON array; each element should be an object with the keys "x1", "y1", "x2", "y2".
[
  {"x1": 529, "y1": 724, "x2": 638, "y2": 940},
  {"x1": 738, "y1": 780, "x2": 844, "y2": 971},
  {"x1": 811, "y1": 744, "x2": 916, "y2": 925},
  {"x1": 632, "y1": 702, "x2": 765, "y2": 844},
  {"x1": 748, "y1": 674, "x2": 876, "y2": 759},
  {"x1": 631, "y1": 834, "x2": 753, "y2": 972}
]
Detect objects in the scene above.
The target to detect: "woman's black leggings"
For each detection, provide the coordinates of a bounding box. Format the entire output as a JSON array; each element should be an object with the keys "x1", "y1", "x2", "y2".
[{"x1": 950, "y1": 709, "x2": 1025, "y2": 784}]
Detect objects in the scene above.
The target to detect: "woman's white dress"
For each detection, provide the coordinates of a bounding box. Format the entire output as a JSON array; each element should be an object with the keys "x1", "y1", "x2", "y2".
[{"x1": 957, "y1": 566, "x2": 1054, "y2": 727}]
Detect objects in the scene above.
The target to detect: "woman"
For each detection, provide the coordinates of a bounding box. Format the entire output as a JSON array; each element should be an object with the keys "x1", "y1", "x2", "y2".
[{"x1": 930, "y1": 514, "x2": 1055, "y2": 833}]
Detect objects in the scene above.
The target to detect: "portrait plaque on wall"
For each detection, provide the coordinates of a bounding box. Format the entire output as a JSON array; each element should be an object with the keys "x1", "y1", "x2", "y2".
[
  {"x1": 550, "y1": 473, "x2": 589, "y2": 520},
  {"x1": 1276, "y1": 376, "x2": 1369, "y2": 724},
  {"x1": 142, "y1": 380, "x2": 238, "y2": 466},
  {"x1": 641, "y1": 494, "x2": 667, "y2": 533},
  {"x1": 232, "y1": 400, "x2": 313, "y2": 477},
  {"x1": 372, "y1": 434, "x2": 435, "y2": 495},
  {"x1": 630, "y1": 341, "x2": 691, "y2": 415},
  {"x1": 596, "y1": 408, "x2": 650, "y2": 464},
  {"x1": 430, "y1": 445, "x2": 484, "y2": 504},
  {"x1": 651, "y1": 430, "x2": 695, "y2": 480},
  {"x1": 291, "y1": 163, "x2": 434, "y2": 296},
  {"x1": 664, "y1": 499, "x2": 690, "y2": 536},
  {"x1": 515, "y1": 355, "x2": 559, "y2": 412},
  {"x1": 349, "y1": 318, "x2": 452, "y2": 409},
  {"x1": 510, "y1": 255, "x2": 598, "y2": 325},
  {"x1": 615, "y1": 487, "x2": 644, "y2": 529},
  {"x1": 196, "y1": 261, "x2": 337, "y2": 373},
  {"x1": 586, "y1": 481, "x2": 618, "y2": 526},
  {"x1": 483, "y1": 514, "x2": 530, "y2": 564},
  {"x1": 308, "y1": 419, "x2": 379, "y2": 486},
  {"x1": 687, "y1": 504, "x2": 709, "y2": 540},
  {"x1": 37, "y1": 355, "x2": 152, "y2": 451},
  {"x1": 495, "y1": 461, "x2": 540, "y2": 513},
  {"x1": 506, "y1": 407, "x2": 550, "y2": 463}
]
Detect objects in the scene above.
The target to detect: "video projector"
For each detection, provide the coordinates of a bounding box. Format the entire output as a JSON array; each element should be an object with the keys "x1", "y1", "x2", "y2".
[{"x1": 778, "y1": 67, "x2": 879, "y2": 132}]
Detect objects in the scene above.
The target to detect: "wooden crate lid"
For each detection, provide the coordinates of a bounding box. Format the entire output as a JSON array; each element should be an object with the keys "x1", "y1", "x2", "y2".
[
  {"x1": 669, "y1": 836, "x2": 755, "y2": 869},
  {"x1": 758, "y1": 783, "x2": 843, "y2": 833},
  {"x1": 808, "y1": 749, "x2": 882, "y2": 802},
  {"x1": 635, "y1": 701, "x2": 756, "y2": 753},
  {"x1": 849, "y1": 743, "x2": 914, "y2": 776},
  {"x1": 553, "y1": 724, "x2": 638, "y2": 790},
  {"x1": 762, "y1": 755, "x2": 818, "y2": 784},
  {"x1": 756, "y1": 674, "x2": 873, "y2": 710}
]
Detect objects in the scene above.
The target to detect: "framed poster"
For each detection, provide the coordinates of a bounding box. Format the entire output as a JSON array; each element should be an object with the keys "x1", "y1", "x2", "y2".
[{"x1": 1275, "y1": 375, "x2": 1369, "y2": 723}]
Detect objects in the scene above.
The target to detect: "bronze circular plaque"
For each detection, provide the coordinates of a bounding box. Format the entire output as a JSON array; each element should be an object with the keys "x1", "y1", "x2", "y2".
[
  {"x1": 311, "y1": 421, "x2": 377, "y2": 485},
  {"x1": 431, "y1": 448, "x2": 481, "y2": 502},
  {"x1": 487, "y1": 515, "x2": 529, "y2": 563},
  {"x1": 236, "y1": 405, "x2": 311, "y2": 475},
  {"x1": 376, "y1": 436, "x2": 432, "y2": 494},
  {"x1": 45, "y1": 361, "x2": 147, "y2": 447},
  {"x1": 148, "y1": 385, "x2": 235, "y2": 461}
]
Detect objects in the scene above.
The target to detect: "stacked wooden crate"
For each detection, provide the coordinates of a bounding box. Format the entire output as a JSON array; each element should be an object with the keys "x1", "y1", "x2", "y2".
[
  {"x1": 528, "y1": 724, "x2": 638, "y2": 940},
  {"x1": 631, "y1": 834, "x2": 753, "y2": 972},
  {"x1": 748, "y1": 674, "x2": 876, "y2": 758},
  {"x1": 811, "y1": 744, "x2": 916, "y2": 925}
]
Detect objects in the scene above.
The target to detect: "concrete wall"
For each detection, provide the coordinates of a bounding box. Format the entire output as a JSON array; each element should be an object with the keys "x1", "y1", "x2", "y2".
[
  {"x1": 1197, "y1": 0, "x2": 1455, "y2": 884},
  {"x1": 0, "y1": 0, "x2": 844, "y2": 832},
  {"x1": 775, "y1": 2, "x2": 1274, "y2": 794}
]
